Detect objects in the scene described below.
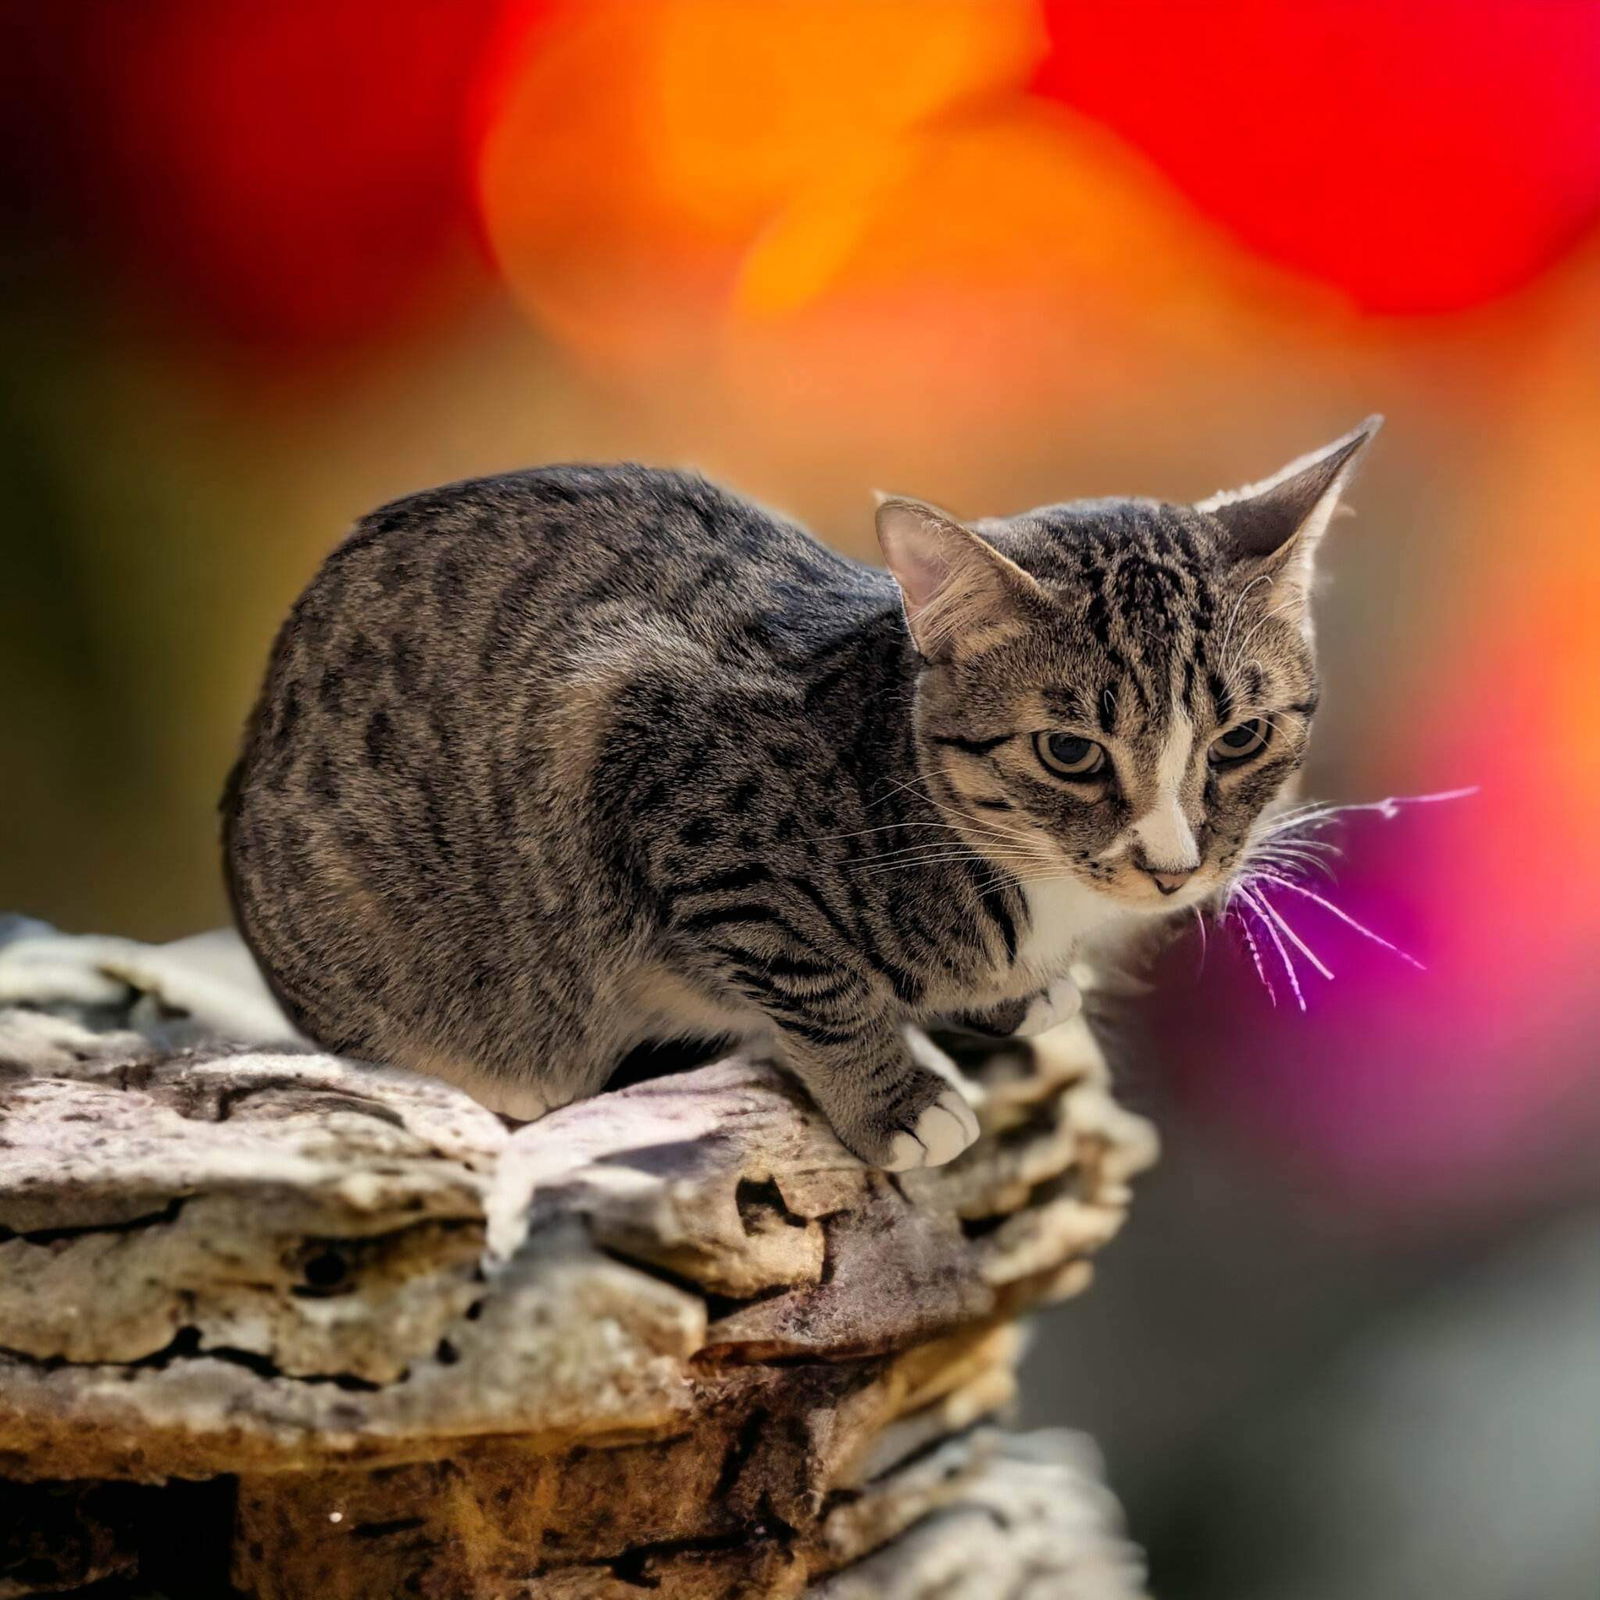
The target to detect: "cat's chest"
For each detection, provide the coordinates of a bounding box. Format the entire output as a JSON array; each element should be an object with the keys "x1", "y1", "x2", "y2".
[{"x1": 1011, "y1": 878, "x2": 1127, "y2": 984}]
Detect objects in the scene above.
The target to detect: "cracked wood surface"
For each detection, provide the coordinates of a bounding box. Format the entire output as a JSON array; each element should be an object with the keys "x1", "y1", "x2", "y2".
[{"x1": 0, "y1": 930, "x2": 1155, "y2": 1598}]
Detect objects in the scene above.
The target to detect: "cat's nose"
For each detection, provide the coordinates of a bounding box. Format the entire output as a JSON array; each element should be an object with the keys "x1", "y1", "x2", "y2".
[{"x1": 1142, "y1": 865, "x2": 1195, "y2": 896}]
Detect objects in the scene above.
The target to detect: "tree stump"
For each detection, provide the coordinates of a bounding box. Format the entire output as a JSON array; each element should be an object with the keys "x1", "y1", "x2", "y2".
[{"x1": 0, "y1": 928, "x2": 1156, "y2": 1598}]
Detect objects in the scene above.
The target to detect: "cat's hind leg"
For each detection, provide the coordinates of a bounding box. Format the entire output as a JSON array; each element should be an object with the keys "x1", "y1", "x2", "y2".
[
  {"x1": 391, "y1": 999, "x2": 634, "y2": 1124},
  {"x1": 386, "y1": 1039, "x2": 560, "y2": 1123}
]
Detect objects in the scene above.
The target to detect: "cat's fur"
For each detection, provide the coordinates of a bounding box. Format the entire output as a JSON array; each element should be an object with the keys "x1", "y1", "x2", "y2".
[{"x1": 224, "y1": 420, "x2": 1379, "y2": 1168}]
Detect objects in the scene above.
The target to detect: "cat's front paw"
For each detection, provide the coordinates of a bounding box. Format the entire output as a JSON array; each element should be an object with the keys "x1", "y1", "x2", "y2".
[
  {"x1": 1011, "y1": 975, "x2": 1082, "y2": 1038},
  {"x1": 881, "y1": 1087, "x2": 981, "y2": 1171}
]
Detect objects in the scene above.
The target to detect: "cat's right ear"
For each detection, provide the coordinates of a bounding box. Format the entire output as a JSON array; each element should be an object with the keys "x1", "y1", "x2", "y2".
[
  {"x1": 1196, "y1": 416, "x2": 1382, "y2": 610},
  {"x1": 875, "y1": 496, "x2": 1044, "y2": 661}
]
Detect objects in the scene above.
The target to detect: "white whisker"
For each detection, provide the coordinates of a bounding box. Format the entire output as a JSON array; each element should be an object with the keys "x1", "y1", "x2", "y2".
[
  {"x1": 1234, "y1": 908, "x2": 1278, "y2": 1006},
  {"x1": 1261, "y1": 786, "x2": 1478, "y2": 843},
  {"x1": 1251, "y1": 889, "x2": 1334, "y2": 981},
  {"x1": 1235, "y1": 887, "x2": 1307, "y2": 1010},
  {"x1": 1191, "y1": 904, "x2": 1209, "y2": 977},
  {"x1": 1217, "y1": 785, "x2": 1470, "y2": 1003},
  {"x1": 1251, "y1": 845, "x2": 1337, "y2": 881},
  {"x1": 1253, "y1": 843, "x2": 1336, "y2": 871},
  {"x1": 861, "y1": 772, "x2": 938, "y2": 813},
  {"x1": 850, "y1": 824, "x2": 1045, "y2": 866},
  {"x1": 847, "y1": 852, "x2": 1045, "y2": 880},
  {"x1": 820, "y1": 821, "x2": 966, "y2": 842},
  {"x1": 851, "y1": 838, "x2": 985, "y2": 864},
  {"x1": 1252, "y1": 870, "x2": 1425, "y2": 970}
]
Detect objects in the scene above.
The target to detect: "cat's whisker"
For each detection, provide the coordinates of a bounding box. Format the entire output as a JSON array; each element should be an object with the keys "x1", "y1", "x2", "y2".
[
  {"x1": 1256, "y1": 818, "x2": 1324, "y2": 847},
  {"x1": 1232, "y1": 886, "x2": 1307, "y2": 1010},
  {"x1": 850, "y1": 855, "x2": 1010, "y2": 876},
  {"x1": 1231, "y1": 906, "x2": 1278, "y2": 1006},
  {"x1": 819, "y1": 820, "x2": 965, "y2": 841},
  {"x1": 1306, "y1": 786, "x2": 1479, "y2": 821},
  {"x1": 860, "y1": 823, "x2": 1050, "y2": 868},
  {"x1": 1261, "y1": 808, "x2": 1348, "y2": 838},
  {"x1": 967, "y1": 831, "x2": 1058, "y2": 861},
  {"x1": 1249, "y1": 823, "x2": 1336, "y2": 852},
  {"x1": 848, "y1": 844, "x2": 989, "y2": 868},
  {"x1": 922, "y1": 848, "x2": 1047, "y2": 869},
  {"x1": 1259, "y1": 832, "x2": 1340, "y2": 856},
  {"x1": 917, "y1": 792, "x2": 1049, "y2": 849},
  {"x1": 1264, "y1": 794, "x2": 1343, "y2": 825},
  {"x1": 969, "y1": 814, "x2": 1052, "y2": 844},
  {"x1": 860, "y1": 772, "x2": 941, "y2": 813},
  {"x1": 1247, "y1": 887, "x2": 1334, "y2": 981},
  {"x1": 850, "y1": 867, "x2": 1033, "y2": 886},
  {"x1": 854, "y1": 845, "x2": 1036, "y2": 874},
  {"x1": 844, "y1": 828, "x2": 965, "y2": 851},
  {"x1": 1255, "y1": 860, "x2": 1335, "y2": 887},
  {"x1": 838, "y1": 784, "x2": 1050, "y2": 859},
  {"x1": 1250, "y1": 870, "x2": 1426, "y2": 970},
  {"x1": 1259, "y1": 787, "x2": 1477, "y2": 847},
  {"x1": 848, "y1": 822, "x2": 1042, "y2": 862},
  {"x1": 1251, "y1": 838, "x2": 1337, "y2": 866},
  {"x1": 1248, "y1": 844, "x2": 1337, "y2": 880},
  {"x1": 847, "y1": 850, "x2": 1045, "y2": 878}
]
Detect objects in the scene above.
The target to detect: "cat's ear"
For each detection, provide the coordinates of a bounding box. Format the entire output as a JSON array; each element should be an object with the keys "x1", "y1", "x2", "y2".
[
  {"x1": 1197, "y1": 415, "x2": 1382, "y2": 608},
  {"x1": 875, "y1": 496, "x2": 1044, "y2": 661}
]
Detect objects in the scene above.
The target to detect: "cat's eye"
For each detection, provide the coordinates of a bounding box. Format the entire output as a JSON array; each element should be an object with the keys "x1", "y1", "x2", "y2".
[
  {"x1": 1209, "y1": 718, "x2": 1269, "y2": 766},
  {"x1": 1035, "y1": 732, "x2": 1108, "y2": 780}
]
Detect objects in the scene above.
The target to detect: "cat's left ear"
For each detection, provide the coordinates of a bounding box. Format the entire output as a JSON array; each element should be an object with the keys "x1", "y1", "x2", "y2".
[
  {"x1": 1197, "y1": 415, "x2": 1382, "y2": 611},
  {"x1": 876, "y1": 495, "x2": 1045, "y2": 661}
]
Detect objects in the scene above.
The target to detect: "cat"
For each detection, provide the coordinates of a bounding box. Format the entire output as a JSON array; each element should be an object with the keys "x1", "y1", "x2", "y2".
[{"x1": 223, "y1": 418, "x2": 1379, "y2": 1169}]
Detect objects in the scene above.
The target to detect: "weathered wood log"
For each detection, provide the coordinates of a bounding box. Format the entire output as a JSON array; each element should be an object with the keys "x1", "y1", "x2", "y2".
[{"x1": 0, "y1": 930, "x2": 1155, "y2": 1598}]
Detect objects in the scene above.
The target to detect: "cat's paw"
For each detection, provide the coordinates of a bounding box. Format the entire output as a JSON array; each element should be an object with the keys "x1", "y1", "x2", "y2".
[
  {"x1": 1011, "y1": 976, "x2": 1082, "y2": 1038},
  {"x1": 882, "y1": 1088, "x2": 981, "y2": 1171}
]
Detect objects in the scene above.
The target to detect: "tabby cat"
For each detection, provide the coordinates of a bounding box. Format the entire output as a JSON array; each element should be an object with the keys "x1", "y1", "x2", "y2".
[{"x1": 224, "y1": 420, "x2": 1379, "y2": 1168}]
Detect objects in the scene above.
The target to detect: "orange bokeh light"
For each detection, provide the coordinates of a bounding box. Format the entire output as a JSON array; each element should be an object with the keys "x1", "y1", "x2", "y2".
[
  {"x1": 478, "y1": 0, "x2": 1044, "y2": 367},
  {"x1": 474, "y1": 0, "x2": 1339, "y2": 454}
]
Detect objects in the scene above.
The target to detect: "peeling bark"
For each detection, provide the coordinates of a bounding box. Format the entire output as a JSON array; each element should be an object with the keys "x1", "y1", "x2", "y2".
[{"x1": 0, "y1": 932, "x2": 1155, "y2": 1598}]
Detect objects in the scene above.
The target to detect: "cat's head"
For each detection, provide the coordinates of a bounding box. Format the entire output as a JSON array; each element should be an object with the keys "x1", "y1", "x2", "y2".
[{"x1": 877, "y1": 419, "x2": 1380, "y2": 915}]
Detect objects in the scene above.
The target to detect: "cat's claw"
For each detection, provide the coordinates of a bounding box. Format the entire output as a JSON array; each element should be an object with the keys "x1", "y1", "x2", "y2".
[
  {"x1": 882, "y1": 1088, "x2": 981, "y2": 1171},
  {"x1": 1012, "y1": 976, "x2": 1082, "y2": 1038}
]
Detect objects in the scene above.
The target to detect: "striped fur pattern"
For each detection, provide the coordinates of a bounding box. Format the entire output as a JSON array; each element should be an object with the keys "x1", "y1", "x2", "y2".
[{"x1": 224, "y1": 421, "x2": 1379, "y2": 1168}]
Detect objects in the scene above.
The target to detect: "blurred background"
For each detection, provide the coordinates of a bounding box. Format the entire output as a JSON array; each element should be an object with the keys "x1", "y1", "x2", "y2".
[{"x1": 2, "y1": 2, "x2": 1597, "y2": 1594}]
